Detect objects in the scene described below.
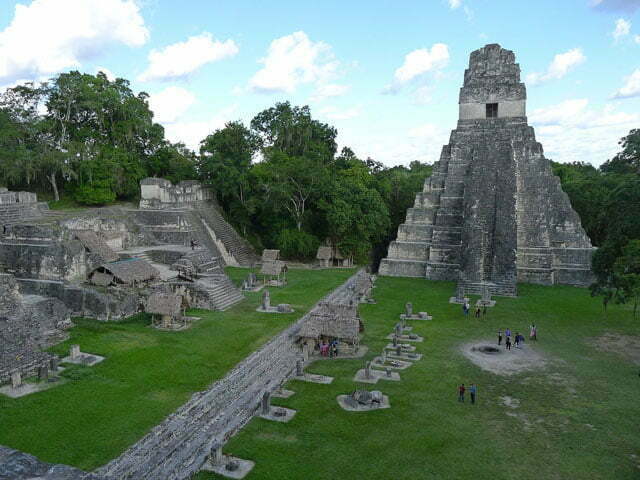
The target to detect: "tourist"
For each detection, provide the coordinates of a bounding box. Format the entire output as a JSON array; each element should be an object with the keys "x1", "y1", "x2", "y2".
[
  {"x1": 474, "y1": 306, "x2": 481, "y2": 318},
  {"x1": 458, "y1": 383, "x2": 465, "y2": 402},
  {"x1": 498, "y1": 329, "x2": 503, "y2": 345},
  {"x1": 505, "y1": 336, "x2": 512, "y2": 350},
  {"x1": 505, "y1": 327, "x2": 511, "y2": 338},
  {"x1": 483, "y1": 305, "x2": 487, "y2": 316},
  {"x1": 469, "y1": 383, "x2": 477, "y2": 404},
  {"x1": 464, "y1": 301, "x2": 470, "y2": 317},
  {"x1": 514, "y1": 333, "x2": 520, "y2": 348},
  {"x1": 190, "y1": 239, "x2": 195, "y2": 250},
  {"x1": 530, "y1": 324, "x2": 537, "y2": 341}
]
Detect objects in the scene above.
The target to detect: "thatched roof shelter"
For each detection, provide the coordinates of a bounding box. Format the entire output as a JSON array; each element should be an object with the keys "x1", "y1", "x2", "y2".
[
  {"x1": 260, "y1": 260, "x2": 286, "y2": 276},
  {"x1": 89, "y1": 258, "x2": 159, "y2": 286},
  {"x1": 261, "y1": 249, "x2": 280, "y2": 262},
  {"x1": 146, "y1": 292, "x2": 182, "y2": 317},
  {"x1": 316, "y1": 246, "x2": 332, "y2": 261},
  {"x1": 298, "y1": 302, "x2": 360, "y2": 343},
  {"x1": 73, "y1": 230, "x2": 119, "y2": 262}
]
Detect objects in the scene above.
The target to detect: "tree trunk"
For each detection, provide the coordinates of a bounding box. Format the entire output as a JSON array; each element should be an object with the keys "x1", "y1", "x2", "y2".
[{"x1": 49, "y1": 173, "x2": 60, "y2": 201}]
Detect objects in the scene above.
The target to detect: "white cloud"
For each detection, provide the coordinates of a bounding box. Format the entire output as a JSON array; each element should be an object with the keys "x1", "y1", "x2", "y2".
[
  {"x1": 138, "y1": 33, "x2": 238, "y2": 82},
  {"x1": 448, "y1": 0, "x2": 462, "y2": 8},
  {"x1": 612, "y1": 18, "x2": 631, "y2": 40},
  {"x1": 389, "y1": 44, "x2": 449, "y2": 87},
  {"x1": 148, "y1": 86, "x2": 196, "y2": 123},
  {"x1": 0, "y1": 0, "x2": 148, "y2": 86},
  {"x1": 635, "y1": 34, "x2": 640, "y2": 44},
  {"x1": 611, "y1": 68, "x2": 640, "y2": 99},
  {"x1": 318, "y1": 105, "x2": 361, "y2": 120},
  {"x1": 530, "y1": 99, "x2": 639, "y2": 165},
  {"x1": 162, "y1": 105, "x2": 239, "y2": 151},
  {"x1": 249, "y1": 31, "x2": 338, "y2": 94},
  {"x1": 310, "y1": 83, "x2": 350, "y2": 102},
  {"x1": 526, "y1": 48, "x2": 586, "y2": 86},
  {"x1": 95, "y1": 67, "x2": 115, "y2": 81}
]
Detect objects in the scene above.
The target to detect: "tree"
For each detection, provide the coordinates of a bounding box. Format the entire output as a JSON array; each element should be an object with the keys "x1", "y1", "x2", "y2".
[
  {"x1": 613, "y1": 240, "x2": 640, "y2": 319},
  {"x1": 199, "y1": 121, "x2": 259, "y2": 210},
  {"x1": 601, "y1": 129, "x2": 640, "y2": 175},
  {"x1": 322, "y1": 162, "x2": 390, "y2": 262},
  {"x1": 250, "y1": 101, "x2": 337, "y2": 161}
]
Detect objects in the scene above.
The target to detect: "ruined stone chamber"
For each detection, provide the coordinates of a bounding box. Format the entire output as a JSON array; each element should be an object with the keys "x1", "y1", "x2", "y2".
[{"x1": 379, "y1": 44, "x2": 594, "y2": 295}]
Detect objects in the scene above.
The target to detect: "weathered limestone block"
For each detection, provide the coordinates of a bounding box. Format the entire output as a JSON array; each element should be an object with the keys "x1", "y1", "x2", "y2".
[{"x1": 380, "y1": 44, "x2": 595, "y2": 292}]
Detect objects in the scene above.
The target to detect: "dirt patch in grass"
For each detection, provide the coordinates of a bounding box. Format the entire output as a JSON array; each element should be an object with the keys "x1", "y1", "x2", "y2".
[
  {"x1": 461, "y1": 341, "x2": 547, "y2": 376},
  {"x1": 589, "y1": 332, "x2": 640, "y2": 365}
]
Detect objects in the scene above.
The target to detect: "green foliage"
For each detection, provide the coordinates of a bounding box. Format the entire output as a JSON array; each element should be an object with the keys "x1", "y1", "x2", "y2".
[
  {"x1": 0, "y1": 71, "x2": 196, "y2": 202},
  {"x1": 73, "y1": 183, "x2": 116, "y2": 205},
  {"x1": 276, "y1": 228, "x2": 320, "y2": 259}
]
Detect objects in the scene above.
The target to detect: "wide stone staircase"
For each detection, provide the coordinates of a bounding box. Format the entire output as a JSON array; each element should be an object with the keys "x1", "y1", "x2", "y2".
[
  {"x1": 198, "y1": 275, "x2": 244, "y2": 311},
  {"x1": 194, "y1": 206, "x2": 257, "y2": 266}
]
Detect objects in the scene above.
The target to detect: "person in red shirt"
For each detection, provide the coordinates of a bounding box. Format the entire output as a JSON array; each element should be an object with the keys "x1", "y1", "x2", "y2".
[{"x1": 458, "y1": 383, "x2": 466, "y2": 402}]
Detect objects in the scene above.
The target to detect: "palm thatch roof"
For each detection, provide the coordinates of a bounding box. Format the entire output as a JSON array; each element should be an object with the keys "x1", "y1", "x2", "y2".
[
  {"x1": 146, "y1": 292, "x2": 182, "y2": 316},
  {"x1": 298, "y1": 302, "x2": 360, "y2": 342},
  {"x1": 260, "y1": 260, "x2": 286, "y2": 276},
  {"x1": 316, "y1": 246, "x2": 332, "y2": 260},
  {"x1": 261, "y1": 249, "x2": 280, "y2": 262},
  {"x1": 90, "y1": 258, "x2": 159, "y2": 285},
  {"x1": 90, "y1": 271, "x2": 114, "y2": 287},
  {"x1": 73, "y1": 230, "x2": 119, "y2": 262}
]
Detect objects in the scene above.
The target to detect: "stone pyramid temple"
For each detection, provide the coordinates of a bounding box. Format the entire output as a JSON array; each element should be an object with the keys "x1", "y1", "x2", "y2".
[{"x1": 379, "y1": 44, "x2": 594, "y2": 296}]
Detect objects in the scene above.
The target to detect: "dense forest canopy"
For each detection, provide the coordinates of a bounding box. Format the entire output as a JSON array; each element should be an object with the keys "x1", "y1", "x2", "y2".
[
  {"x1": 1, "y1": 70, "x2": 639, "y2": 302},
  {"x1": 0, "y1": 72, "x2": 431, "y2": 265}
]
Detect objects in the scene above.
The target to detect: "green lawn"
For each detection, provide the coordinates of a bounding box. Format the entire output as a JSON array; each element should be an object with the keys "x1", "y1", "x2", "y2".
[
  {"x1": 0, "y1": 267, "x2": 355, "y2": 471},
  {"x1": 196, "y1": 277, "x2": 640, "y2": 480}
]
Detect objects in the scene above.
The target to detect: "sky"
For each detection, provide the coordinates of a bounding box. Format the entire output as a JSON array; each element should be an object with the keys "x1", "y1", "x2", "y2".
[{"x1": 1, "y1": 0, "x2": 639, "y2": 167}]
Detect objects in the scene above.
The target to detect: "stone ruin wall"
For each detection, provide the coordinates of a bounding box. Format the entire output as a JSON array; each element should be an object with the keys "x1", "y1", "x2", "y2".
[
  {"x1": 0, "y1": 223, "x2": 88, "y2": 281},
  {"x1": 0, "y1": 188, "x2": 47, "y2": 225},
  {"x1": 97, "y1": 270, "x2": 370, "y2": 480},
  {"x1": 0, "y1": 273, "x2": 70, "y2": 384},
  {"x1": 139, "y1": 178, "x2": 213, "y2": 210}
]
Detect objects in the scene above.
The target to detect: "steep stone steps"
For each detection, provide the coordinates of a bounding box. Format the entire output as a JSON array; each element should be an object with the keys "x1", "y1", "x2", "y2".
[
  {"x1": 199, "y1": 275, "x2": 244, "y2": 311},
  {"x1": 195, "y1": 207, "x2": 257, "y2": 266}
]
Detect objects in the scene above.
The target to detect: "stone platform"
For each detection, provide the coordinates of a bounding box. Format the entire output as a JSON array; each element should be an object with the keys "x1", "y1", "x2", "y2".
[
  {"x1": 294, "y1": 372, "x2": 334, "y2": 384},
  {"x1": 353, "y1": 368, "x2": 400, "y2": 384},
  {"x1": 200, "y1": 457, "x2": 255, "y2": 479},
  {"x1": 385, "y1": 333, "x2": 423, "y2": 342},
  {"x1": 337, "y1": 393, "x2": 391, "y2": 412},
  {"x1": 259, "y1": 406, "x2": 297, "y2": 423}
]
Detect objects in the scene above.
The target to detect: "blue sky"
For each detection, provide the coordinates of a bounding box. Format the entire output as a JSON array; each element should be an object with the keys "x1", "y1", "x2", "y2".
[{"x1": 1, "y1": 0, "x2": 639, "y2": 166}]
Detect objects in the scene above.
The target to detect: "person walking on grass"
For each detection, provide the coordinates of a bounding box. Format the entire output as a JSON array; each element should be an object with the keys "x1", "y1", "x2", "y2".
[
  {"x1": 505, "y1": 327, "x2": 511, "y2": 338},
  {"x1": 475, "y1": 306, "x2": 481, "y2": 318},
  {"x1": 530, "y1": 324, "x2": 537, "y2": 341},
  {"x1": 505, "y1": 336, "x2": 512, "y2": 350},
  {"x1": 498, "y1": 329, "x2": 503, "y2": 346},
  {"x1": 483, "y1": 305, "x2": 487, "y2": 316},
  {"x1": 469, "y1": 383, "x2": 477, "y2": 404},
  {"x1": 463, "y1": 302, "x2": 470, "y2": 317},
  {"x1": 458, "y1": 383, "x2": 466, "y2": 402},
  {"x1": 514, "y1": 332, "x2": 520, "y2": 349}
]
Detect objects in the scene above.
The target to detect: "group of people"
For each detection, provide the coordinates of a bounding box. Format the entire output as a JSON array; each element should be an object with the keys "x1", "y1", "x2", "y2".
[
  {"x1": 318, "y1": 339, "x2": 339, "y2": 358},
  {"x1": 497, "y1": 324, "x2": 538, "y2": 350},
  {"x1": 462, "y1": 302, "x2": 487, "y2": 318},
  {"x1": 457, "y1": 383, "x2": 478, "y2": 404}
]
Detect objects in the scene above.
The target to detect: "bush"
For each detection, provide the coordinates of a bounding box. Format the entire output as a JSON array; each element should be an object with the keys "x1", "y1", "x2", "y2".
[
  {"x1": 73, "y1": 184, "x2": 116, "y2": 206},
  {"x1": 276, "y1": 229, "x2": 320, "y2": 259}
]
